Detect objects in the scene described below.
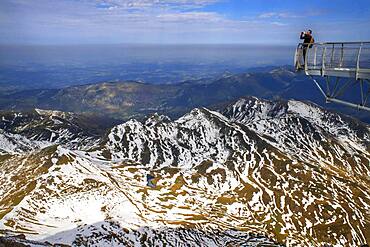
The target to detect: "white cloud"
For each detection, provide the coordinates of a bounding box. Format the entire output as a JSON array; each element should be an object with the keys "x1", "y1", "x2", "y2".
[
  {"x1": 258, "y1": 10, "x2": 327, "y2": 19},
  {"x1": 270, "y1": 21, "x2": 287, "y2": 26},
  {"x1": 157, "y1": 12, "x2": 223, "y2": 23},
  {"x1": 0, "y1": 0, "x2": 306, "y2": 44},
  {"x1": 258, "y1": 12, "x2": 300, "y2": 19},
  {"x1": 92, "y1": 0, "x2": 220, "y2": 11}
]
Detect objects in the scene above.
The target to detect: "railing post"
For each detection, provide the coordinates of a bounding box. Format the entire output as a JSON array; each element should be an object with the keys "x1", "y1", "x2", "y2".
[
  {"x1": 304, "y1": 46, "x2": 308, "y2": 72},
  {"x1": 314, "y1": 45, "x2": 317, "y2": 68},
  {"x1": 356, "y1": 43, "x2": 363, "y2": 80},
  {"x1": 321, "y1": 46, "x2": 327, "y2": 76},
  {"x1": 294, "y1": 44, "x2": 303, "y2": 70},
  {"x1": 294, "y1": 45, "x2": 298, "y2": 69},
  {"x1": 340, "y1": 43, "x2": 344, "y2": 67},
  {"x1": 330, "y1": 43, "x2": 335, "y2": 67}
]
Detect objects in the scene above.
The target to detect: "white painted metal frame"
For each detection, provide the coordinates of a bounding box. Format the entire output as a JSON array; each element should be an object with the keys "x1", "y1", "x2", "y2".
[{"x1": 295, "y1": 41, "x2": 370, "y2": 112}]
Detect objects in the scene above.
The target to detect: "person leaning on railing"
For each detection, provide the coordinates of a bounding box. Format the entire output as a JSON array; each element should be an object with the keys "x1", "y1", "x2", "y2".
[{"x1": 300, "y1": 29, "x2": 315, "y2": 62}]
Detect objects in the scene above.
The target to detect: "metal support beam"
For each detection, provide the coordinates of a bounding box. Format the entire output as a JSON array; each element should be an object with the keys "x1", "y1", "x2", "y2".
[
  {"x1": 326, "y1": 97, "x2": 370, "y2": 112},
  {"x1": 309, "y1": 75, "x2": 370, "y2": 112},
  {"x1": 309, "y1": 76, "x2": 327, "y2": 98}
]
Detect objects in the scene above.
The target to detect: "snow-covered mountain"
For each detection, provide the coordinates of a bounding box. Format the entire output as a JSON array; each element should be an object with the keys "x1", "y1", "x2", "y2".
[
  {"x1": 0, "y1": 98, "x2": 369, "y2": 246},
  {"x1": 0, "y1": 109, "x2": 113, "y2": 154},
  {"x1": 223, "y1": 97, "x2": 370, "y2": 175}
]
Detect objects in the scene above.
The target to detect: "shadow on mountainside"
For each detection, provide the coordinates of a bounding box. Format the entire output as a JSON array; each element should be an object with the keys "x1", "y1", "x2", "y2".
[{"x1": 1, "y1": 222, "x2": 283, "y2": 247}]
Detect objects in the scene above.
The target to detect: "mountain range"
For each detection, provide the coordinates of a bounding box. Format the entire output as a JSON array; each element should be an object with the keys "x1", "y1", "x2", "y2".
[
  {"x1": 0, "y1": 96, "x2": 369, "y2": 246},
  {"x1": 1, "y1": 66, "x2": 369, "y2": 123}
]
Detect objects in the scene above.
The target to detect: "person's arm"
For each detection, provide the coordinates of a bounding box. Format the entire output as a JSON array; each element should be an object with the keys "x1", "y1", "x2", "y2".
[{"x1": 300, "y1": 32, "x2": 305, "y2": 39}]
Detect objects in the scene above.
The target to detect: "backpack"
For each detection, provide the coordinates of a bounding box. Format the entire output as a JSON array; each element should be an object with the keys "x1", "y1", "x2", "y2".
[{"x1": 309, "y1": 37, "x2": 315, "y2": 48}]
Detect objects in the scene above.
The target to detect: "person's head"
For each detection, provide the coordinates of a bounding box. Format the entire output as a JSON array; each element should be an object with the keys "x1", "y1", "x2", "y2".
[{"x1": 308, "y1": 29, "x2": 312, "y2": 34}]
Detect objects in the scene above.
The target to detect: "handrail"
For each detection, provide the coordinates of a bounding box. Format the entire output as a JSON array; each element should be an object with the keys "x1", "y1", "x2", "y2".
[{"x1": 298, "y1": 41, "x2": 370, "y2": 45}]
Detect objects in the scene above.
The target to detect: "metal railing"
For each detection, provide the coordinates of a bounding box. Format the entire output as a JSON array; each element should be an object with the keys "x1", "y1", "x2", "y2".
[
  {"x1": 294, "y1": 41, "x2": 370, "y2": 111},
  {"x1": 294, "y1": 41, "x2": 370, "y2": 80}
]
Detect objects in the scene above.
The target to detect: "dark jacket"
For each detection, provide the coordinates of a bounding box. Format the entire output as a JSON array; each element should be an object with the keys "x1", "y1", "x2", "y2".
[{"x1": 300, "y1": 33, "x2": 312, "y2": 46}]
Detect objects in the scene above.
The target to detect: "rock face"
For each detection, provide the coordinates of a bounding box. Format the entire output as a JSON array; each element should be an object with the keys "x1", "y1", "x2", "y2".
[{"x1": 0, "y1": 97, "x2": 369, "y2": 246}]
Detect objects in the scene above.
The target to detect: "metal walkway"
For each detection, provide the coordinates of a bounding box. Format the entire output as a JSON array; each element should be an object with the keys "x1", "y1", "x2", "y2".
[{"x1": 294, "y1": 41, "x2": 370, "y2": 111}]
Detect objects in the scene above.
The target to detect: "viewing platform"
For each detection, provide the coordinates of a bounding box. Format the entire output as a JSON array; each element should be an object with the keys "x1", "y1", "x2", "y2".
[
  {"x1": 295, "y1": 41, "x2": 370, "y2": 80},
  {"x1": 294, "y1": 41, "x2": 370, "y2": 111}
]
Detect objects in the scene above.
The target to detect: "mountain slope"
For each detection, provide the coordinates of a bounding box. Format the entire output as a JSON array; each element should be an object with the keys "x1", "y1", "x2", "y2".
[
  {"x1": 0, "y1": 109, "x2": 117, "y2": 154},
  {"x1": 0, "y1": 68, "x2": 306, "y2": 120},
  {"x1": 223, "y1": 97, "x2": 370, "y2": 174},
  {"x1": 0, "y1": 98, "x2": 369, "y2": 246}
]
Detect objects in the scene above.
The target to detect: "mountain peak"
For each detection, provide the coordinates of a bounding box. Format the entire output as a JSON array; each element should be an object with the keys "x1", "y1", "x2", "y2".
[
  {"x1": 223, "y1": 97, "x2": 288, "y2": 123},
  {"x1": 144, "y1": 113, "x2": 171, "y2": 127},
  {"x1": 176, "y1": 107, "x2": 229, "y2": 125}
]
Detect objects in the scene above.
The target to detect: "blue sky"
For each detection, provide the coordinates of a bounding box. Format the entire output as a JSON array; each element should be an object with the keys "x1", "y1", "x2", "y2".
[{"x1": 0, "y1": 0, "x2": 369, "y2": 45}]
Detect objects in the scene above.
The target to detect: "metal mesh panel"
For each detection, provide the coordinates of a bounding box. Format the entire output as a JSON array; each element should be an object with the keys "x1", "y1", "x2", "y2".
[
  {"x1": 322, "y1": 43, "x2": 358, "y2": 69},
  {"x1": 359, "y1": 43, "x2": 370, "y2": 68},
  {"x1": 306, "y1": 45, "x2": 323, "y2": 69}
]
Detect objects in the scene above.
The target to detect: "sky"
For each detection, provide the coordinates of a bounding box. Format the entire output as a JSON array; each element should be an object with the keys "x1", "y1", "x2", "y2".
[{"x1": 0, "y1": 0, "x2": 370, "y2": 45}]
